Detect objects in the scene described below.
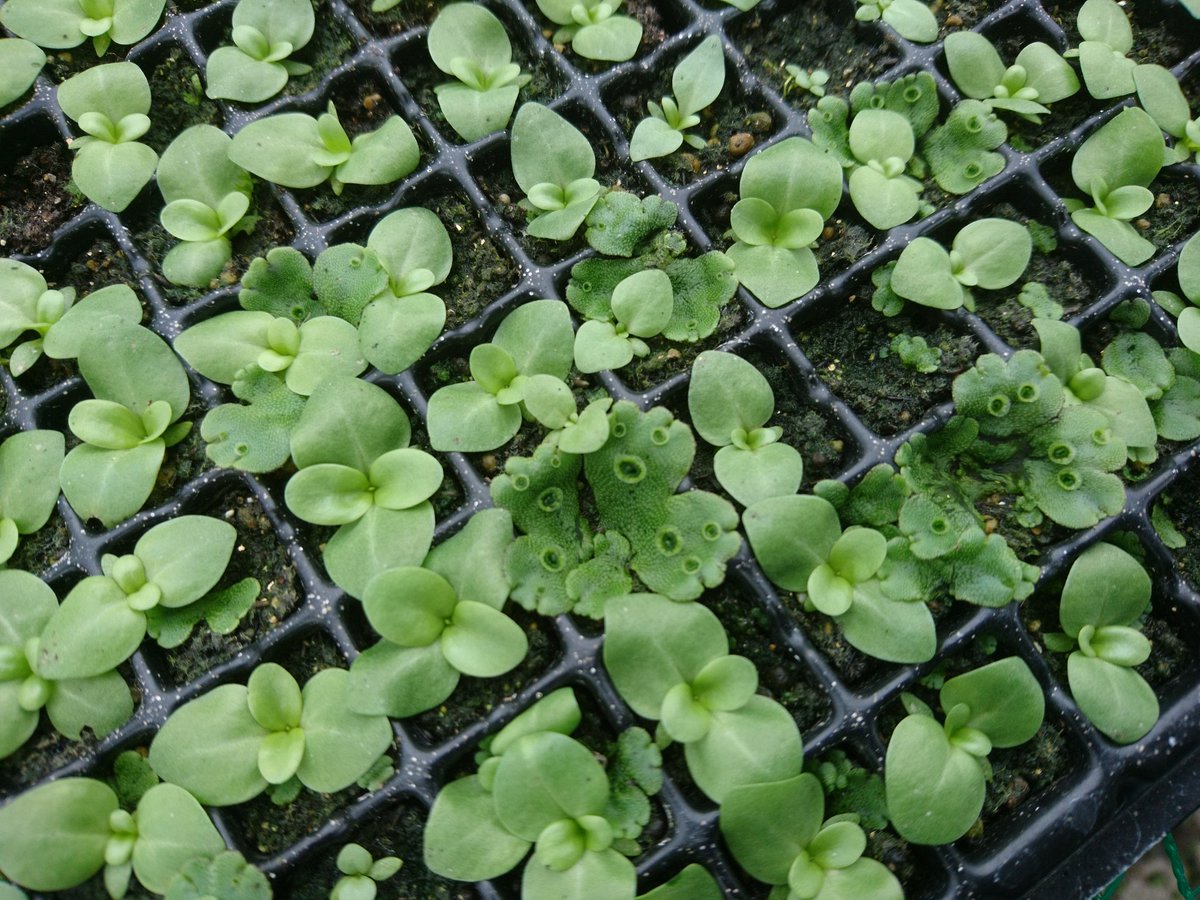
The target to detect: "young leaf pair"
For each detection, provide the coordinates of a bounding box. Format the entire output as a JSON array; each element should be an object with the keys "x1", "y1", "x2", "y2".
[
  {"x1": 205, "y1": 0, "x2": 314, "y2": 103},
  {"x1": 628, "y1": 36, "x2": 725, "y2": 162},
  {"x1": 0, "y1": 0, "x2": 164, "y2": 57}
]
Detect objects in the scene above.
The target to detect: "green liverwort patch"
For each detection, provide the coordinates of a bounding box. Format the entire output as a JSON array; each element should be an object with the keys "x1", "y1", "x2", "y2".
[
  {"x1": 427, "y1": 3, "x2": 529, "y2": 142},
  {"x1": 204, "y1": 0, "x2": 315, "y2": 103},
  {"x1": 165, "y1": 851, "x2": 271, "y2": 900},
  {"x1": 628, "y1": 36, "x2": 725, "y2": 162}
]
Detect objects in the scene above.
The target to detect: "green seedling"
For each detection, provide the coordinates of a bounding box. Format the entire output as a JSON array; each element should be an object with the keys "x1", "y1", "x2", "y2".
[
  {"x1": 573, "y1": 269, "x2": 673, "y2": 373},
  {"x1": 535, "y1": 0, "x2": 641, "y2": 61},
  {"x1": 156, "y1": 125, "x2": 255, "y2": 287},
  {"x1": 284, "y1": 377, "x2": 442, "y2": 598},
  {"x1": 1064, "y1": 107, "x2": 1165, "y2": 266},
  {"x1": 744, "y1": 494, "x2": 936, "y2": 663},
  {"x1": 629, "y1": 36, "x2": 725, "y2": 162},
  {"x1": 427, "y1": 3, "x2": 529, "y2": 141},
  {"x1": 1043, "y1": 542, "x2": 1160, "y2": 743},
  {"x1": 205, "y1": 0, "x2": 314, "y2": 103},
  {"x1": 57, "y1": 62, "x2": 158, "y2": 212},
  {"x1": 0, "y1": 778, "x2": 223, "y2": 896},
  {"x1": 329, "y1": 844, "x2": 401, "y2": 900},
  {"x1": 149, "y1": 662, "x2": 392, "y2": 806},
  {"x1": 855, "y1": 0, "x2": 937, "y2": 43},
  {"x1": 888, "y1": 217, "x2": 1032, "y2": 312},
  {"x1": 688, "y1": 350, "x2": 803, "y2": 506},
  {"x1": 0, "y1": 0, "x2": 163, "y2": 55},
  {"x1": 846, "y1": 108, "x2": 923, "y2": 229},
  {"x1": 1064, "y1": 0, "x2": 1137, "y2": 99},
  {"x1": 0, "y1": 430, "x2": 63, "y2": 565},
  {"x1": 510, "y1": 103, "x2": 604, "y2": 240},
  {"x1": 427, "y1": 299, "x2": 575, "y2": 452},
  {"x1": 0, "y1": 259, "x2": 142, "y2": 375},
  {"x1": 1134, "y1": 63, "x2": 1200, "y2": 164},
  {"x1": 726, "y1": 136, "x2": 843, "y2": 307},
  {"x1": 349, "y1": 509, "x2": 525, "y2": 718},
  {"x1": 721, "y1": 772, "x2": 903, "y2": 900},
  {"x1": 603, "y1": 593, "x2": 805, "y2": 803},
  {"x1": 0, "y1": 39, "x2": 44, "y2": 107},
  {"x1": 782, "y1": 63, "x2": 829, "y2": 99},
  {"x1": 36, "y1": 516, "x2": 238, "y2": 679},
  {"x1": 885, "y1": 657, "x2": 1045, "y2": 844},
  {"x1": 229, "y1": 102, "x2": 419, "y2": 195},
  {"x1": 60, "y1": 322, "x2": 192, "y2": 526},
  {"x1": 0, "y1": 569, "x2": 133, "y2": 759},
  {"x1": 944, "y1": 31, "x2": 1079, "y2": 123}
]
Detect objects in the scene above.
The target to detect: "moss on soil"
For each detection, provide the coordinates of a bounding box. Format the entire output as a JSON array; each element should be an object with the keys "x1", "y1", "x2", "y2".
[
  {"x1": 347, "y1": 0, "x2": 446, "y2": 38},
  {"x1": 144, "y1": 47, "x2": 223, "y2": 155},
  {"x1": 793, "y1": 293, "x2": 978, "y2": 437}
]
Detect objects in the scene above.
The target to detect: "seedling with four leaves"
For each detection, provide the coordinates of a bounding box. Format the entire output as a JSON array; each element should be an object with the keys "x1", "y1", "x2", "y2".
[
  {"x1": 510, "y1": 102, "x2": 604, "y2": 240},
  {"x1": 204, "y1": 0, "x2": 314, "y2": 103}
]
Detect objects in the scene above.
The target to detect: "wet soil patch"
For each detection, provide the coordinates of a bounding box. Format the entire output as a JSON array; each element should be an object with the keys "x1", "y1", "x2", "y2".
[{"x1": 0, "y1": 125, "x2": 84, "y2": 256}]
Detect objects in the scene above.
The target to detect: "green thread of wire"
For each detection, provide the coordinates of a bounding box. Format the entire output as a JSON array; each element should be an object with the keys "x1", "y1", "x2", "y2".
[{"x1": 1164, "y1": 834, "x2": 1200, "y2": 899}]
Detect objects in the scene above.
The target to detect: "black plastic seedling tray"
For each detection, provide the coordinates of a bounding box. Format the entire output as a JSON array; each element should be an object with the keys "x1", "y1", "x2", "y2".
[{"x1": 3, "y1": 0, "x2": 1200, "y2": 896}]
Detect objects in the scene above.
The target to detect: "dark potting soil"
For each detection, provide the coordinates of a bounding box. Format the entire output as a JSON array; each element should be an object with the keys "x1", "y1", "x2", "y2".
[
  {"x1": 792, "y1": 292, "x2": 979, "y2": 437},
  {"x1": 0, "y1": 131, "x2": 84, "y2": 256}
]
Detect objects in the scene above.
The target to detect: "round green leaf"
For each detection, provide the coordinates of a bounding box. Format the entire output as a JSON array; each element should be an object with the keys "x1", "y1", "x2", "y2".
[
  {"x1": 323, "y1": 503, "x2": 436, "y2": 600},
  {"x1": 247, "y1": 662, "x2": 303, "y2": 731},
  {"x1": 359, "y1": 292, "x2": 446, "y2": 375},
  {"x1": 428, "y1": 3, "x2": 511, "y2": 75},
  {"x1": 297, "y1": 668, "x2": 393, "y2": 793},
  {"x1": 131, "y1": 783, "x2": 223, "y2": 894},
  {"x1": 37, "y1": 576, "x2": 144, "y2": 680},
  {"x1": 79, "y1": 321, "x2": 189, "y2": 420},
  {"x1": 0, "y1": 682, "x2": 39, "y2": 759},
  {"x1": 229, "y1": 113, "x2": 330, "y2": 188},
  {"x1": 291, "y1": 376, "x2": 411, "y2": 471},
  {"x1": 739, "y1": 136, "x2": 843, "y2": 221},
  {"x1": 1060, "y1": 542, "x2": 1151, "y2": 636},
  {"x1": 427, "y1": 381, "x2": 522, "y2": 452},
  {"x1": 828, "y1": 527, "x2": 888, "y2": 583},
  {"x1": 149, "y1": 683, "x2": 268, "y2": 806},
  {"x1": 0, "y1": 0, "x2": 87, "y2": 50},
  {"x1": 574, "y1": 320, "x2": 634, "y2": 374},
  {"x1": 684, "y1": 695, "x2": 804, "y2": 803},
  {"x1": 522, "y1": 848, "x2": 637, "y2": 900},
  {"x1": 0, "y1": 39, "x2": 45, "y2": 107},
  {"x1": 493, "y1": 731, "x2": 610, "y2": 840},
  {"x1": 885, "y1": 713, "x2": 985, "y2": 845},
  {"x1": 71, "y1": 139, "x2": 157, "y2": 213},
  {"x1": 689, "y1": 350, "x2": 776, "y2": 446},
  {"x1": 424, "y1": 776, "x2": 530, "y2": 881},
  {"x1": 362, "y1": 566, "x2": 457, "y2": 647},
  {"x1": 570, "y1": 15, "x2": 641, "y2": 62},
  {"x1": 952, "y1": 218, "x2": 1032, "y2": 290},
  {"x1": 441, "y1": 600, "x2": 528, "y2": 677},
  {"x1": 836, "y1": 581, "x2": 936, "y2": 664},
  {"x1": 368, "y1": 448, "x2": 443, "y2": 510},
  {"x1": 1068, "y1": 653, "x2": 1159, "y2": 744},
  {"x1": 849, "y1": 108, "x2": 914, "y2": 166},
  {"x1": 44, "y1": 669, "x2": 134, "y2": 741},
  {"x1": 162, "y1": 238, "x2": 234, "y2": 288},
  {"x1": 348, "y1": 640, "x2": 459, "y2": 717},
  {"x1": 258, "y1": 727, "x2": 305, "y2": 784},
  {"x1": 891, "y1": 237, "x2": 963, "y2": 309},
  {"x1": 57, "y1": 61, "x2": 150, "y2": 123},
  {"x1": 727, "y1": 242, "x2": 819, "y2": 308},
  {"x1": 743, "y1": 494, "x2": 842, "y2": 592},
  {"x1": 939, "y1": 656, "x2": 1045, "y2": 748},
  {"x1": 943, "y1": 31, "x2": 1006, "y2": 100},
  {"x1": 368, "y1": 207, "x2": 454, "y2": 291},
  {"x1": 511, "y1": 103, "x2": 596, "y2": 194},
  {"x1": 337, "y1": 116, "x2": 420, "y2": 187},
  {"x1": 137, "y1": 515, "x2": 236, "y2": 608},
  {"x1": 0, "y1": 778, "x2": 117, "y2": 891},
  {"x1": 720, "y1": 773, "x2": 823, "y2": 884},
  {"x1": 285, "y1": 464, "x2": 373, "y2": 525},
  {"x1": 848, "y1": 165, "x2": 920, "y2": 230},
  {"x1": 819, "y1": 858, "x2": 905, "y2": 900},
  {"x1": 713, "y1": 442, "x2": 803, "y2": 507},
  {"x1": 59, "y1": 441, "x2": 165, "y2": 528},
  {"x1": 629, "y1": 116, "x2": 684, "y2": 162},
  {"x1": 285, "y1": 315, "x2": 367, "y2": 396},
  {"x1": 175, "y1": 311, "x2": 275, "y2": 384}
]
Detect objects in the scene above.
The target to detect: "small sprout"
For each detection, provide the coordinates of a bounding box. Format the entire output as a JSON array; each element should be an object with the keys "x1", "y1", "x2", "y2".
[
  {"x1": 781, "y1": 63, "x2": 829, "y2": 98},
  {"x1": 56, "y1": 62, "x2": 158, "y2": 212},
  {"x1": 944, "y1": 31, "x2": 1079, "y2": 124},
  {"x1": 510, "y1": 103, "x2": 603, "y2": 241},
  {"x1": 229, "y1": 102, "x2": 420, "y2": 195},
  {"x1": 330, "y1": 844, "x2": 401, "y2": 900},
  {"x1": 0, "y1": 0, "x2": 164, "y2": 56},
  {"x1": 534, "y1": 0, "x2": 641, "y2": 62},
  {"x1": 629, "y1": 36, "x2": 725, "y2": 162},
  {"x1": 1043, "y1": 543, "x2": 1159, "y2": 743},
  {"x1": 854, "y1": 0, "x2": 937, "y2": 43},
  {"x1": 1064, "y1": 0, "x2": 1137, "y2": 100},
  {"x1": 846, "y1": 108, "x2": 923, "y2": 229},
  {"x1": 427, "y1": 4, "x2": 530, "y2": 141},
  {"x1": 1063, "y1": 107, "x2": 1165, "y2": 266},
  {"x1": 205, "y1": 0, "x2": 314, "y2": 103}
]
